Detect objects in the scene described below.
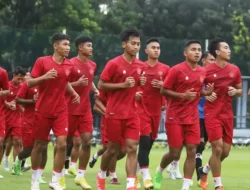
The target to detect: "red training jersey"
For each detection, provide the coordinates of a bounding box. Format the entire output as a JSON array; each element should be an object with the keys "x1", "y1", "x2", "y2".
[
  {"x1": 204, "y1": 62, "x2": 242, "y2": 119},
  {"x1": 67, "y1": 57, "x2": 96, "y2": 115},
  {"x1": 163, "y1": 62, "x2": 206, "y2": 124},
  {"x1": 0, "y1": 68, "x2": 9, "y2": 118},
  {"x1": 98, "y1": 90, "x2": 108, "y2": 107},
  {"x1": 31, "y1": 56, "x2": 73, "y2": 118},
  {"x1": 16, "y1": 81, "x2": 38, "y2": 126},
  {"x1": 100, "y1": 55, "x2": 144, "y2": 119},
  {"x1": 137, "y1": 62, "x2": 170, "y2": 116}
]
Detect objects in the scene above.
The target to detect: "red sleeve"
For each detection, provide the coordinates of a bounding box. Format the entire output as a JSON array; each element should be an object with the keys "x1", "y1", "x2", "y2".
[
  {"x1": 1, "y1": 70, "x2": 9, "y2": 90},
  {"x1": 235, "y1": 67, "x2": 242, "y2": 85},
  {"x1": 163, "y1": 67, "x2": 177, "y2": 89},
  {"x1": 31, "y1": 58, "x2": 44, "y2": 78},
  {"x1": 162, "y1": 66, "x2": 170, "y2": 81},
  {"x1": 100, "y1": 61, "x2": 116, "y2": 81},
  {"x1": 16, "y1": 82, "x2": 28, "y2": 99}
]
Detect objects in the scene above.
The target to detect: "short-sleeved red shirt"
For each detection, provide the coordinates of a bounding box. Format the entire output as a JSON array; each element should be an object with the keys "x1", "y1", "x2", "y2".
[
  {"x1": 31, "y1": 56, "x2": 73, "y2": 118},
  {"x1": 100, "y1": 55, "x2": 144, "y2": 119},
  {"x1": 0, "y1": 68, "x2": 9, "y2": 118},
  {"x1": 204, "y1": 62, "x2": 242, "y2": 119},
  {"x1": 16, "y1": 81, "x2": 38, "y2": 126},
  {"x1": 4, "y1": 81, "x2": 22, "y2": 127},
  {"x1": 137, "y1": 62, "x2": 170, "y2": 116},
  {"x1": 163, "y1": 62, "x2": 206, "y2": 124},
  {"x1": 67, "y1": 57, "x2": 96, "y2": 115}
]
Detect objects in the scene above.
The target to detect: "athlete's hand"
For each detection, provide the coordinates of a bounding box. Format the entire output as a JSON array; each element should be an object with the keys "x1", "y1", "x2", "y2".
[
  {"x1": 77, "y1": 75, "x2": 88, "y2": 86},
  {"x1": 124, "y1": 77, "x2": 135, "y2": 88},
  {"x1": 228, "y1": 86, "x2": 238, "y2": 96},
  {"x1": 6, "y1": 100, "x2": 16, "y2": 110},
  {"x1": 206, "y1": 92, "x2": 217, "y2": 102},
  {"x1": 205, "y1": 83, "x2": 214, "y2": 96},
  {"x1": 43, "y1": 68, "x2": 57, "y2": 80},
  {"x1": 152, "y1": 79, "x2": 163, "y2": 89},
  {"x1": 135, "y1": 91, "x2": 143, "y2": 101},
  {"x1": 140, "y1": 73, "x2": 147, "y2": 86},
  {"x1": 33, "y1": 93, "x2": 38, "y2": 102},
  {"x1": 72, "y1": 93, "x2": 80, "y2": 104},
  {"x1": 183, "y1": 88, "x2": 197, "y2": 100},
  {"x1": 93, "y1": 89, "x2": 100, "y2": 98}
]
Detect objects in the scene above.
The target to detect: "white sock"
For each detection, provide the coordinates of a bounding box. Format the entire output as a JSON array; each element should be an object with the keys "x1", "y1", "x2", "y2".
[
  {"x1": 70, "y1": 161, "x2": 76, "y2": 169},
  {"x1": 51, "y1": 170, "x2": 62, "y2": 182},
  {"x1": 110, "y1": 171, "x2": 117, "y2": 179},
  {"x1": 157, "y1": 166, "x2": 165, "y2": 174},
  {"x1": 32, "y1": 169, "x2": 39, "y2": 181},
  {"x1": 202, "y1": 163, "x2": 211, "y2": 174},
  {"x1": 126, "y1": 177, "x2": 135, "y2": 189},
  {"x1": 182, "y1": 178, "x2": 192, "y2": 190},
  {"x1": 76, "y1": 169, "x2": 86, "y2": 179},
  {"x1": 98, "y1": 170, "x2": 106, "y2": 179},
  {"x1": 62, "y1": 168, "x2": 65, "y2": 177},
  {"x1": 213, "y1": 176, "x2": 222, "y2": 188},
  {"x1": 24, "y1": 160, "x2": 29, "y2": 167},
  {"x1": 4, "y1": 156, "x2": 8, "y2": 161},
  {"x1": 136, "y1": 162, "x2": 140, "y2": 174},
  {"x1": 15, "y1": 157, "x2": 21, "y2": 164},
  {"x1": 140, "y1": 167, "x2": 151, "y2": 181},
  {"x1": 94, "y1": 153, "x2": 98, "y2": 159},
  {"x1": 38, "y1": 169, "x2": 44, "y2": 179}
]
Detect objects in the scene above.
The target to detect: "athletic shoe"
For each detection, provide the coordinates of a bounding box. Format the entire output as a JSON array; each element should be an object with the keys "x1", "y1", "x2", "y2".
[
  {"x1": 3, "y1": 158, "x2": 9, "y2": 172},
  {"x1": 31, "y1": 180, "x2": 40, "y2": 190},
  {"x1": 39, "y1": 178, "x2": 47, "y2": 184},
  {"x1": 167, "y1": 163, "x2": 176, "y2": 180},
  {"x1": 49, "y1": 181, "x2": 63, "y2": 190},
  {"x1": 22, "y1": 165, "x2": 31, "y2": 172},
  {"x1": 14, "y1": 161, "x2": 22, "y2": 175},
  {"x1": 68, "y1": 168, "x2": 77, "y2": 177},
  {"x1": 96, "y1": 175, "x2": 105, "y2": 190},
  {"x1": 89, "y1": 156, "x2": 97, "y2": 168},
  {"x1": 143, "y1": 179, "x2": 154, "y2": 189},
  {"x1": 110, "y1": 177, "x2": 120, "y2": 185},
  {"x1": 75, "y1": 177, "x2": 91, "y2": 189},
  {"x1": 152, "y1": 171, "x2": 163, "y2": 190},
  {"x1": 59, "y1": 177, "x2": 66, "y2": 190},
  {"x1": 127, "y1": 188, "x2": 136, "y2": 190},
  {"x1": 215, "y1": 186, "x2": 224, "y2": 190},
  {"x1": 135, "y1": 175, "x2": 141, "y2": 189},
  {"x1": 198, "y1": 167, "x2": 208, "y2": 190}
]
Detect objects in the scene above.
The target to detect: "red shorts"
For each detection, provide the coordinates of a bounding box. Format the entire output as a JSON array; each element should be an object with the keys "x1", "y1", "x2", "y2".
[
  {"x1": 74, "y1": 130, "x2": 80, "y2": 137},
  {"x1": 33, "y1": 111, "x2": 68, "y2": 141},
  {"x1": 21, "y1": 123, "x2": 34, "y2": 148},
  {"x1": 205, "y1": 118, "x2": 233, "y2": 144},
  {"x1": 5, "y1": 125, "x2": 21, "y2": 138},
  {"x1": 0, "y1": 115, "x2": 5, "y2": 137},
  {"x1": 106, "y1": 117, "x2": 140, "y2": 143},
  {"x1": 165, "y1": 123, "x2": 200, "y2": 148},
  {"x1": 101, "y1": 117, "x2": 108, "y2": 145},
  {"x1": 68, "y1": 111, "x2": 93, "y2": 137},
  {"x1": 139, "y1": 115, "x2": 160, "y2": 140}
]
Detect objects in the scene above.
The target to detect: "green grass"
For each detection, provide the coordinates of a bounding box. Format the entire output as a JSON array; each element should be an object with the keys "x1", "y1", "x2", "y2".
[{"x1": 0, "y1": 146, "x2": 250, "y2": 190}]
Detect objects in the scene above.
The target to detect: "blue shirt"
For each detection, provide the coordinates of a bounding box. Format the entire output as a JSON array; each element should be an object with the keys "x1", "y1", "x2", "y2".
[{"x1": 198, "y1": 97, "x2": 206, "y2": 119}]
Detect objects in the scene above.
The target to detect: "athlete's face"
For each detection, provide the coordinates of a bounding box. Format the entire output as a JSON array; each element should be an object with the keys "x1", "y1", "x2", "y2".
[
  {"x1": 12, "y1": 74, "x2": 25, "y2": 86},
  {"x1": 202, "y1": 54, "x2": 215, "y2": 67},
  {"x1": 216, "y1": 42, "x2": 231, "y2": 61},
  {"x1": 145, "y1": 42, "x2": 160, "y2": 59},
  {"x1": 78, "y1": 42, "x2": 93, "y2": 57},
  {"x1": 123, "y1": 36, "x2": 140, "y2": 56},
  {"x1": 54, "y1": 39, "x2": 70, "y2": 57},
  {"x1": 184, "y1": 43, "x2": 202, "y2": 63}
]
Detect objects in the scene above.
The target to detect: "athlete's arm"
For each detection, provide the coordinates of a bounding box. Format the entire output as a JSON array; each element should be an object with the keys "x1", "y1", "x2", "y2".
[
  {"x1": 66, "y1": 83, "x2": 80, "y2": 104},
  {"x1": 0, "y1": 90, "x2": 9, "y2": 97},
  {"x1": 95, "y1": 97, "x2": 106, "y2": 113},
  {"x1": 161, "y1": 88, "x2": 197, "y2": 100},
  {"x1": 28, "y1": 69, "x2": 57, "y2": 88},
  {"x1": 93, "y1": 104, "x2": 105, "y2": 115},
  {"x1": 16, "y1": 97, "x2": 35, "y2": 105},
  {"x1": 228, "y1": 83, "x2": 242, "y2": 97},
  {"x1": 98, "y1": 78, "x2": 133, "y2": 91}
]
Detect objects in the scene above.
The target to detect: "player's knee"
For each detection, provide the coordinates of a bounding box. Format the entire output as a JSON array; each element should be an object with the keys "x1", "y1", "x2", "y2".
[
  {"x1": 212, "y1": 144, "x2": 223, "y2": 157},
  {"x1": 169, "y1": 151, "x2": 181, "y2": 160},
  {"x1": 56, "y1": 143, "x2": 67, "y2": 152},
  {"x1": 222, "y1": 149, "x2": 230, "y2": 159},
  {"x1": 13, "y1": 137, "x2": 21, "y2": 146},
  {"x1": 82, "y1": 140, "x2": 91, "y2": 150}
]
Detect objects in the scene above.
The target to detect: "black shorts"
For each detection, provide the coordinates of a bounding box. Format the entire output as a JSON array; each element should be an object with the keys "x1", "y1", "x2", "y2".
[{"x1": 199, "y1": 118, "x2": 208, "y2": 142}]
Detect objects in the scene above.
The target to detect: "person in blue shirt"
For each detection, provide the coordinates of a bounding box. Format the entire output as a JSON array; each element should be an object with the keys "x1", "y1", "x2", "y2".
[{"x1": 196, "y1": 51, "x2": 215, "y2": 185}]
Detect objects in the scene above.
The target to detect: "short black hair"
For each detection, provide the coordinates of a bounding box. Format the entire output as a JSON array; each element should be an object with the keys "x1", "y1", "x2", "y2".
[
  {"x1": 75, "y1": 35, "x2": 93, "y2": 49},
  {"x1": 201, "y1": 51, "x2": 210, "y2": 59},
  {"x1": 13, "y1": 66, "x2": 26, "y2": 76},
  {"x1": 208, "y1": 39, "x2": 226, "y2": 58},
  {"x1": 51, "y1": 33, "x2": 70, "y2": 44},
  {"x1": 146, "y1": 38, "x2": 160, "y2": 45},
  {"x1": 120, "y1": 29, "x2": 140, "y2": 42},
  {"x1": 184, "y1": 40, "x2": 201, "y2": 49}
]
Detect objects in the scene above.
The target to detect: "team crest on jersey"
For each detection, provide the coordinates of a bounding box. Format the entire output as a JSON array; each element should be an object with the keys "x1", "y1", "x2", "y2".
[
  {"x1": 137, "y1": 68, "x2": 142, "y2": 75},
  {"x1": 158, "y1": 71, "x2": 163, "y2": 76},
  {"x1": 34, "y1": 89, "x2": 38, "y2": 93},
  {"x1": 200, "y1": 76, "x2": 204, "y2": 82},
  {"x1": 185, "y1": 76, "x2": 189, "y2": 80},
  {"x1": 229, "y1": 72, "x2": 234, "y2": 78},
  {"x1": 10, "y1": 92, "x2": 13, "y2": 95},
  {"x1": 89, "y1": 69, "x2": 94, "y2": 75},
  {"x1": 213, "y1": 74, "x2": 217, "y2": 78},
  {"x1": 123, "y1": 70, "x2": 126, "y2": 74},
  {"x1": 65, "y1": 69, "x2": 70, "y2": 76},
  {"x1": 77, "y1": 69, "x2": 81, "y2": 74}
]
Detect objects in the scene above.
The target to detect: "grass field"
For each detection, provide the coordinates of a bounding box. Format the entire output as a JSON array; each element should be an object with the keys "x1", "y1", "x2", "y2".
[{"x1": 0, "y1": 146, "x2": 250, "y2": 190}]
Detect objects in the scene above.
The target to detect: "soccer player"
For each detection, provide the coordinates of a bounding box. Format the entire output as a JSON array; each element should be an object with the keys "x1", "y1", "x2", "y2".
[
  {"x1": 66, "y1": 35, "x2": 98, "y2": 189},
  {"x1": 96, "y1": 29, "x2": 145, "y2": 190},
  {"x1": 135, "y1": 38, "x2": 170, "y2": 189},
  {"x1": 152, "y1": 40, "x2": 213, "y2": 190},
  {"x1": 0, "y1": 67, "x2": 9, "y2": 178},
  {"x1": 196, "y1": 52, "x2": 215, "y2": 184},
  {"x1": 28, "y1": 33, "x2": 80, "y2": 190},
  {"x1": 14, "y1": 75, "x2": 48, "y2": 183},
  {"x1": 198, "y1": 39, "x2": 242, "y2": 190},
  {"x1": 3, "y1": 67, "x2": 26, "y2": 174}
]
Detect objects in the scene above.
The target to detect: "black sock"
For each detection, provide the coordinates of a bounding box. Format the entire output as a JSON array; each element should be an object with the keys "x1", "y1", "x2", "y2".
[
  {"x1": 196, "y1": 142, "x2": 205, "y2": 180},
  {"x1": 138, "y1": 135, "x2": 151, "y2": 167},
  {"x1": 64, "y1": 143, "x2": 73, "y2": 169},
  {"x1": 21, "y1": 159, "x2": 26, "y2": 167}
]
